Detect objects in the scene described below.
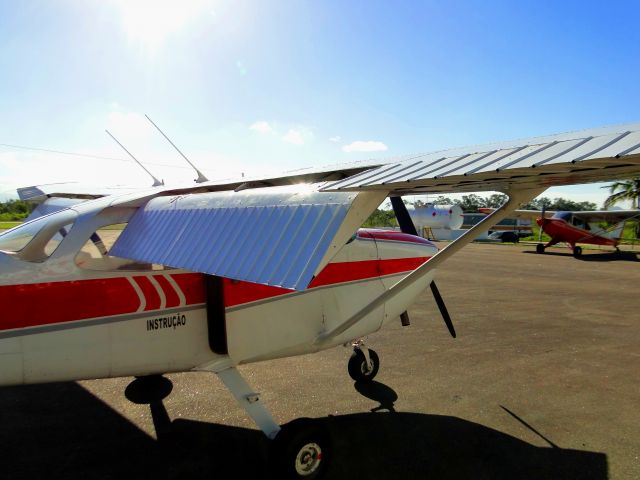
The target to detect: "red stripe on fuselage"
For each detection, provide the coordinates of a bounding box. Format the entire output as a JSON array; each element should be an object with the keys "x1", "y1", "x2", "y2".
[
  {"x1": 360, "y1": 230, "x2": 435, "y2": 246},
  {"x1": 0, "y1": 257, "x2": 430, "y2": 331},
  {"x1": 155, "y1": 275, "x2": 180, "y2": 308},
  {"x1": 224, "y1": 257, "x2": 430, "y2": 307},
  {"x1": 133, "y1": 276, "x2": 161, "y2": 311},
  {"x1": 0, "y1": 277, "x2": 141, "y2": 330},
  {"x1": 170, "y1": 272, "x2": 206, "y2": 305}
]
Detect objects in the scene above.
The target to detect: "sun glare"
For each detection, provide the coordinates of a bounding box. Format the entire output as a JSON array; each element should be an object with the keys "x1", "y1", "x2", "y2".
[{"x1": 115, "y1": 0, "x2": 210, "y2": 50}]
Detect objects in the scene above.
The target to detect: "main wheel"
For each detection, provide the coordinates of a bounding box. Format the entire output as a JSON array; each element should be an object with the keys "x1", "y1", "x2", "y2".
[
  {"x1": 573, "y1": 246, "x2": 583, "y2": 258},
  {"x1": 503, "y1": 232, "x2": 518, "y2": 243},
  {"x1": 348, "y1": 348, "x2": 380, "y2": 383},
  {"x1": 536, "y1": 244, "x2": 545, "y2": 254},
  {"x1": 269, "y1": 418, "x2": 332, "y2": 479}
]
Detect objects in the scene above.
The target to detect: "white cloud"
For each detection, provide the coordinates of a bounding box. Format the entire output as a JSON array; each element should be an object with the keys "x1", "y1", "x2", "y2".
[
  {"x1": 283, "y1": 129, "x2": 305, "y2": 145},
  {"x1": 342, "y1": 140, "x2": 388, "y2": 153},
  {"x1": 249, "y1": 121, "x2": 274, "y2": 134},
  {"x1": 329, "y1": 136, "x2": 341, "y2": 143}
]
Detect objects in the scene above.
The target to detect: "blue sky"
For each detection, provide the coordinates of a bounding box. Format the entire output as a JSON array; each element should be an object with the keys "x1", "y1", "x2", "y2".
[{"x1": 1, "y1": 0, "x2": 639, "y2": 205}]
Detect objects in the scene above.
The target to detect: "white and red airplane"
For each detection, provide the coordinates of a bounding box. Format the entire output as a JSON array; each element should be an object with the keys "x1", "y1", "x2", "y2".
[
  {"x1": 480, "y1": 207, "x2": 639, "y2": 257},
  {"x1": 2, "y1": 122, "x2": 640, "y2": 478}
]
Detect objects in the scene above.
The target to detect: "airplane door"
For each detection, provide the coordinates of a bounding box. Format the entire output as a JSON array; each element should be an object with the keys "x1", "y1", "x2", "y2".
[{"x1": 205, "y1": 275, "x2": 228, "y2": 355}]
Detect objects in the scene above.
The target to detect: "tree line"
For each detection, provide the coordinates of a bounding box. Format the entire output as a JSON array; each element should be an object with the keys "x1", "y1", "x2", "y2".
[
  {"x1": 0, "y1": 200, "x2": 34, "y2": 221},
  {"x1": 414, "y1": 194, "x2": 597, "y2": 213},
  {"x1": 363, "y1": 194, "x2": 601, "y2": 228}
]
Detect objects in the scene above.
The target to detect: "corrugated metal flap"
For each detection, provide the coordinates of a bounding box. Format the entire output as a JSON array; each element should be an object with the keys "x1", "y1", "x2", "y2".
[{"x1": 109, "y1": 186, "x2": 357, "y2": 290}]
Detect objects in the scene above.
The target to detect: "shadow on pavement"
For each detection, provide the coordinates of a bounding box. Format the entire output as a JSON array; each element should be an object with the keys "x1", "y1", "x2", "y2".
[
  {"x1": 522, "y1": 249, "x2": 639, "y2": 262},
  {"x1": 0, "y1": 382, "x2": 608, "y2": 480}
]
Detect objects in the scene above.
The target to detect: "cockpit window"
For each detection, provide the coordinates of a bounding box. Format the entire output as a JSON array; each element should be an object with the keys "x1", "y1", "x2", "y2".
[
  {"x1": 75, "y1": 224, "x2": 167, "y2": 271},
  {"x1": 0, "y1": 209, "x2": 77, "y2": 261},
  {"x1": 553, "y1": 211, "x2": 572, "y2": 221}
]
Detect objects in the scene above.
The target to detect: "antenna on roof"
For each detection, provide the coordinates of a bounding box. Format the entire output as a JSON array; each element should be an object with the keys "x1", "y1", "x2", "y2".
[
  {"x1": 145, "y1": 114, "x2": 209, "y2": 183},
  {"x1": 105, "y1": 130, "x2": 164, "y2": 187}
]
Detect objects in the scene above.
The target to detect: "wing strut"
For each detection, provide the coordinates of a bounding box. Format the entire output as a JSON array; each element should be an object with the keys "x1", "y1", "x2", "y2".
[{"x1": 315, "y1": 187, "x2": 545, "y2": 346}]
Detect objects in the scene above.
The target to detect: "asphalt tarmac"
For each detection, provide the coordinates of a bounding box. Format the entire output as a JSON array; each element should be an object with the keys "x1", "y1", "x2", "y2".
[{"x1": 1, "y1": 242, "x2": 638, "y2": 479}]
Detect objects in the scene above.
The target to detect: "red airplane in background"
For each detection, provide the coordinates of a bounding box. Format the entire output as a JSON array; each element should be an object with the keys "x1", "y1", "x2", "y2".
[
  {"x1": 482, "y1": 208, "x2": 639, "y2": 257},
  {"x1": 534, "y1": 209, "x2": 639, "y2": 257}
]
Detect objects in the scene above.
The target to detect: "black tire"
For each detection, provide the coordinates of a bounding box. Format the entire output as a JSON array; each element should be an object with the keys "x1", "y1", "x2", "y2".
[
  {"x1": 348, "y1": 349, "x2": 380, "y2": 383},
  {"x1": 269, "y1": 418, "x2": 332, "y2": 480},
  {"x1": 573, "y1": 246, "x2": 583, "y2": 258},
  {"x1": 536, "y1": 244, "x2": 545, "y2": 254},
  {"x1": 502, "y1": 232, "x2": 518, "y2": 243}
]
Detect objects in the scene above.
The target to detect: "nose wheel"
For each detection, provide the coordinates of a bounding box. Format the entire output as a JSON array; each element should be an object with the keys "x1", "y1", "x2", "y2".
[{"x1": 348, "y1": 344, "x2": 380, "y2": 383}]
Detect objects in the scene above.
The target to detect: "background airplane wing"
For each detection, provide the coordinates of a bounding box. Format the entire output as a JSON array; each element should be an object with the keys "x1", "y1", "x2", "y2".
[
  {"x1": 478, "y1": 208, "x2": 556, "y2": 220},
  {"x1": 570, "y1": 209, "x2": 640, "y2": 223}
]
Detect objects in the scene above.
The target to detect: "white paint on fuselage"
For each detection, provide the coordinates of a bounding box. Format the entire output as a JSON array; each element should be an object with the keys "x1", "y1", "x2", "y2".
[{"x1": 0, "y1": 196, "x2": 439, "y2": 386}]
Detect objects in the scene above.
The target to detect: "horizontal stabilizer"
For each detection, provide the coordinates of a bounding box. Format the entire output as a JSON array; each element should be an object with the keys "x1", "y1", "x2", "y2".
[
  {"x1": 18, "y1": 183, "x2": 138, "y2": 203},
  {"x1": 25, "y1": 197, "x2": 85, "y2": 222},
  {"x1": 110, "y1": 186, "x2": 361, "y2": 290}
]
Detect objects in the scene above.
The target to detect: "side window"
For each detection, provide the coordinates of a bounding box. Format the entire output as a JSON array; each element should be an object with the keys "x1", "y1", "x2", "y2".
[{"x1": 75, "y1": 224, "x2": 167, "y2": 271}]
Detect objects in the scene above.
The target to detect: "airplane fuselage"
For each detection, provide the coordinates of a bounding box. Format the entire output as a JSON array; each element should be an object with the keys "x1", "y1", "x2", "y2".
[
  {"x1": 0, "y1": 198, "x2": 437, "y2": 386},
  {"x1": 537, "y1": 216, "x2": 618, "y2": 248}
]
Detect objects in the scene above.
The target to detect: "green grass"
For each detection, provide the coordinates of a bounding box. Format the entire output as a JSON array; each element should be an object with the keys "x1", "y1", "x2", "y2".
[
  {"x1": 0, "y1": 221, "x2": 21, "y2": 230},
  {"x1": 99, "y1": 223, "x2": 126, "y2": 230},
  {"x1": 520, "y1": 225, "x2": 551, "y2": 242}
]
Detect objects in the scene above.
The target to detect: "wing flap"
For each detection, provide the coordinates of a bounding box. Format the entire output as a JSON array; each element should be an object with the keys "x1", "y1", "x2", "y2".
[{"x1": 109, "y1": 186, "x2": 365, "y2": 290}]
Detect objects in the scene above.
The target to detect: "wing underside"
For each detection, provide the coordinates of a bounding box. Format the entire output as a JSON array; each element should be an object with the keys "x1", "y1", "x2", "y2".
[{"x1": 321, "y1": 123, "x2": 640, "y2": 194}]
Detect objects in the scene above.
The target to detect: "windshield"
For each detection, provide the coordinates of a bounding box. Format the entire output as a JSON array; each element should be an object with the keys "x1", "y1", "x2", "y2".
[
  {"x1": 552, "y1": 211, "x2": 572, "y2": 221},
  {"x1": 0, "y1": 215, "x2": 52, "y2": 252},
  {"x1": 0, "y1": 209, "x2": 77, "y2": 260}
]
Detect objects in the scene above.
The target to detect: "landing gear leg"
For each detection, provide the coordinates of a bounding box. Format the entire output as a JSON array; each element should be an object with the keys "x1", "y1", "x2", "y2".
[
  {"x1": 348, "y1": 339, "x2": 380, "y2": 383},
  {"x1": 216, "y1": 367, "x2": 331, "y2": 479}
]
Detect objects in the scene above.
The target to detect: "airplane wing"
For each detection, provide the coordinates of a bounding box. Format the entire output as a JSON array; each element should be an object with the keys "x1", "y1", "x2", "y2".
[
  {"x1": 16, "y1": 159, "x2": 384, "y2": 203},
  {"x1": 29, "y1": 122, "x2": 637, "y2": 294},
  {"x1": 18, "y1": 123, "x2": 640, "y2": 201},
  {"x1": 479, "y1": 207, "x2": 639, "y2": 223},
  {"x1": 478, "y1": 208, "x2": 556, "y2": 220},
  {"x1": 17, "y1": 183, "x2": 140, "y2": 202},
  {"x1": 570, "y1": 209, "x2": 640, "y2": 223},
  {"x1": 320, "y1": 122, "x2": 640, "y2": 195}
]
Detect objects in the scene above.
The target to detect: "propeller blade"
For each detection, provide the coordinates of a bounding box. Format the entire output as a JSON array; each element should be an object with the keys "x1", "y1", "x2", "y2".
[
  {"x1": 390, "y1": 196, "x2": 418, "y2": 236},
  {"x1": 538, "y1": 205, "x2": 547, "y2": 242},
  {"x1": 390, "y1": 196, "x2": 455, "y2": 337},
  {"x1": 430, "y1": 281, "x2": 456, "y2": 338}
]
